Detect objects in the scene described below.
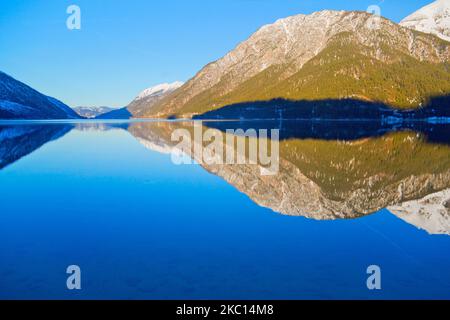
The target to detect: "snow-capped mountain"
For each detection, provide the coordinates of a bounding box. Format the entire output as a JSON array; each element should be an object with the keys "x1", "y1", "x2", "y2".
[
  {"x1": 400, "y1": 0, "x2": 450, "y2": 41},
  {"x1": 127, "y1": 81, "x2": 184, "y2": 116},
  {"x1": 0, "y1": 71, "x2": 80, "y2": 119},
  {"x1": 136, "y1": 82, "x2": 184, "y2": 100}
]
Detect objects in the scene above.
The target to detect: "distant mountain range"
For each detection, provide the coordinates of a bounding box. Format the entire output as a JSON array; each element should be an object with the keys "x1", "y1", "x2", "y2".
[
  {"x1": 74, "y1": 106, "x2": 117, "y2": 119},
  {"x1": 0, "y1": 71, "x2": 80, "y2": 120}
]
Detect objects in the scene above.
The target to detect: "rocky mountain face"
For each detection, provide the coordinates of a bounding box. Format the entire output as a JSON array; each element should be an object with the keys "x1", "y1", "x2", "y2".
[
  {"x1": 0, "y1": 71, "x2": 80, "y2": 120},
  {"x1": 74, "y1": 106, "x2": 117, "y2": 119},
  {"x1": 138, "y1": 10, "x2": 450, "y2": 119},
  {"x1": 128, "y1": 82, "x2": 184, "y2": 117},
  {"x1": 401, "y1": 0, "x2": 450, "y2": 41}
]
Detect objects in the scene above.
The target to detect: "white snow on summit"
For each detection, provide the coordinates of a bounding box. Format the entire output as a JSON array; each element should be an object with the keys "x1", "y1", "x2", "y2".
[
  {"x1": 400, "y1": 0, "x2": 450, "y2": 41},
  {"x1": 136, "y1": 81, "x2": 184, "y2": 100}
]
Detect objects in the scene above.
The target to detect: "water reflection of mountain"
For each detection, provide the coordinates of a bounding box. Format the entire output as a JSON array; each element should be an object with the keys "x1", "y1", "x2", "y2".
[
  {"x1": 74, "y1": 122, "x2": 130, "y2": 132},
  {"x1": 0, "y1": 120, "x2": 448, "y2": 235},
  {"x1": 0, "y1": 124, "x2": 72, "y2": 170},
  {"x1": 128, "y1": 121, "x2": 450, "y2": 233},
  {"x1": 0, "y1": 122, "x2": 130, "y2": 171}
]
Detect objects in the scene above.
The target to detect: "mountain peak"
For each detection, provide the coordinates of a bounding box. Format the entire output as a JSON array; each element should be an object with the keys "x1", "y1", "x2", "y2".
[
  {"x1": 400, "y1": 0, "x2": 450, "y2": 41},
  {"x1": 125, "y1": 81, "x2": 184, "y2": 117}
]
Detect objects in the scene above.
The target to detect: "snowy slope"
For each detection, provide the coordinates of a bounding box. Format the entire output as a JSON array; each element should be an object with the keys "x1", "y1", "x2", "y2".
[
  {"x1": 136, "y1": 82, "x2": 184, "y2": 100},
  {"x1": 400, "y1": 0, "x2": 450, "y2": 41},
  {"x1": 126, "y1": 81, "x2": 184, "y2": 116},
  {"x1": 0, "y1": 71, "x2": 80, "y2": 119}
]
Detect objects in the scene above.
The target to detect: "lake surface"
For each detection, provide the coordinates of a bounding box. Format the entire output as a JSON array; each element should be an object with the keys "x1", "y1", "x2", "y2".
[{"x1": 0, "y1": 120, "x2": 449, "y2": 300}]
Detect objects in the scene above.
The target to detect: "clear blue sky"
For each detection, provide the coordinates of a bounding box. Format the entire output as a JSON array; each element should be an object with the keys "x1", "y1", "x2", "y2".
[{"x1": 0, "y1": 0, "x2": 433, "y2": 108}]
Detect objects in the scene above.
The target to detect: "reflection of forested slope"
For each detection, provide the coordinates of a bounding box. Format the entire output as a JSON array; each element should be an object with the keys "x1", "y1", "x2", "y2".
[
  {"x1": 128, "y1": 122, "x2": 450, "y2": 220},
  {"x1": 282, "y1": 132, "x2": 450, "y2": 203},
  {"x1": 0, "y1": 125, "x2": 72, "y2": 170}
]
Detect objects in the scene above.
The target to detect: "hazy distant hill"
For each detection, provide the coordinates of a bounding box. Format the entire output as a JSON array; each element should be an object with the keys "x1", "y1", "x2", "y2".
[{"x1": 74, "y1": 106, "x2": 117, "y2": 119}]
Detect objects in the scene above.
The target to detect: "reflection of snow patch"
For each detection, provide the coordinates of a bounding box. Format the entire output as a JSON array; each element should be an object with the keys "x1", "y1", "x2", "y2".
[
  {"x1": 136, "y1": 137, "x2": 173, "y2": 155},
  {"x1": 389, "y1": 188, "x2": 450, "y2": 235}
]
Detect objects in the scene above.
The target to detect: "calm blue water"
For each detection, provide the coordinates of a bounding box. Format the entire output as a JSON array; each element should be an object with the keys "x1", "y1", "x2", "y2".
[{"x1": 0, "y1": 122, "x2": 449, "y2": 300}]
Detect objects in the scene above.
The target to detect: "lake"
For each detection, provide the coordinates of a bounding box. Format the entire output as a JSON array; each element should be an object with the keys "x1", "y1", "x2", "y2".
[{"x1": 0, "y1": 120, "x2": 449, "y2": 299}]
